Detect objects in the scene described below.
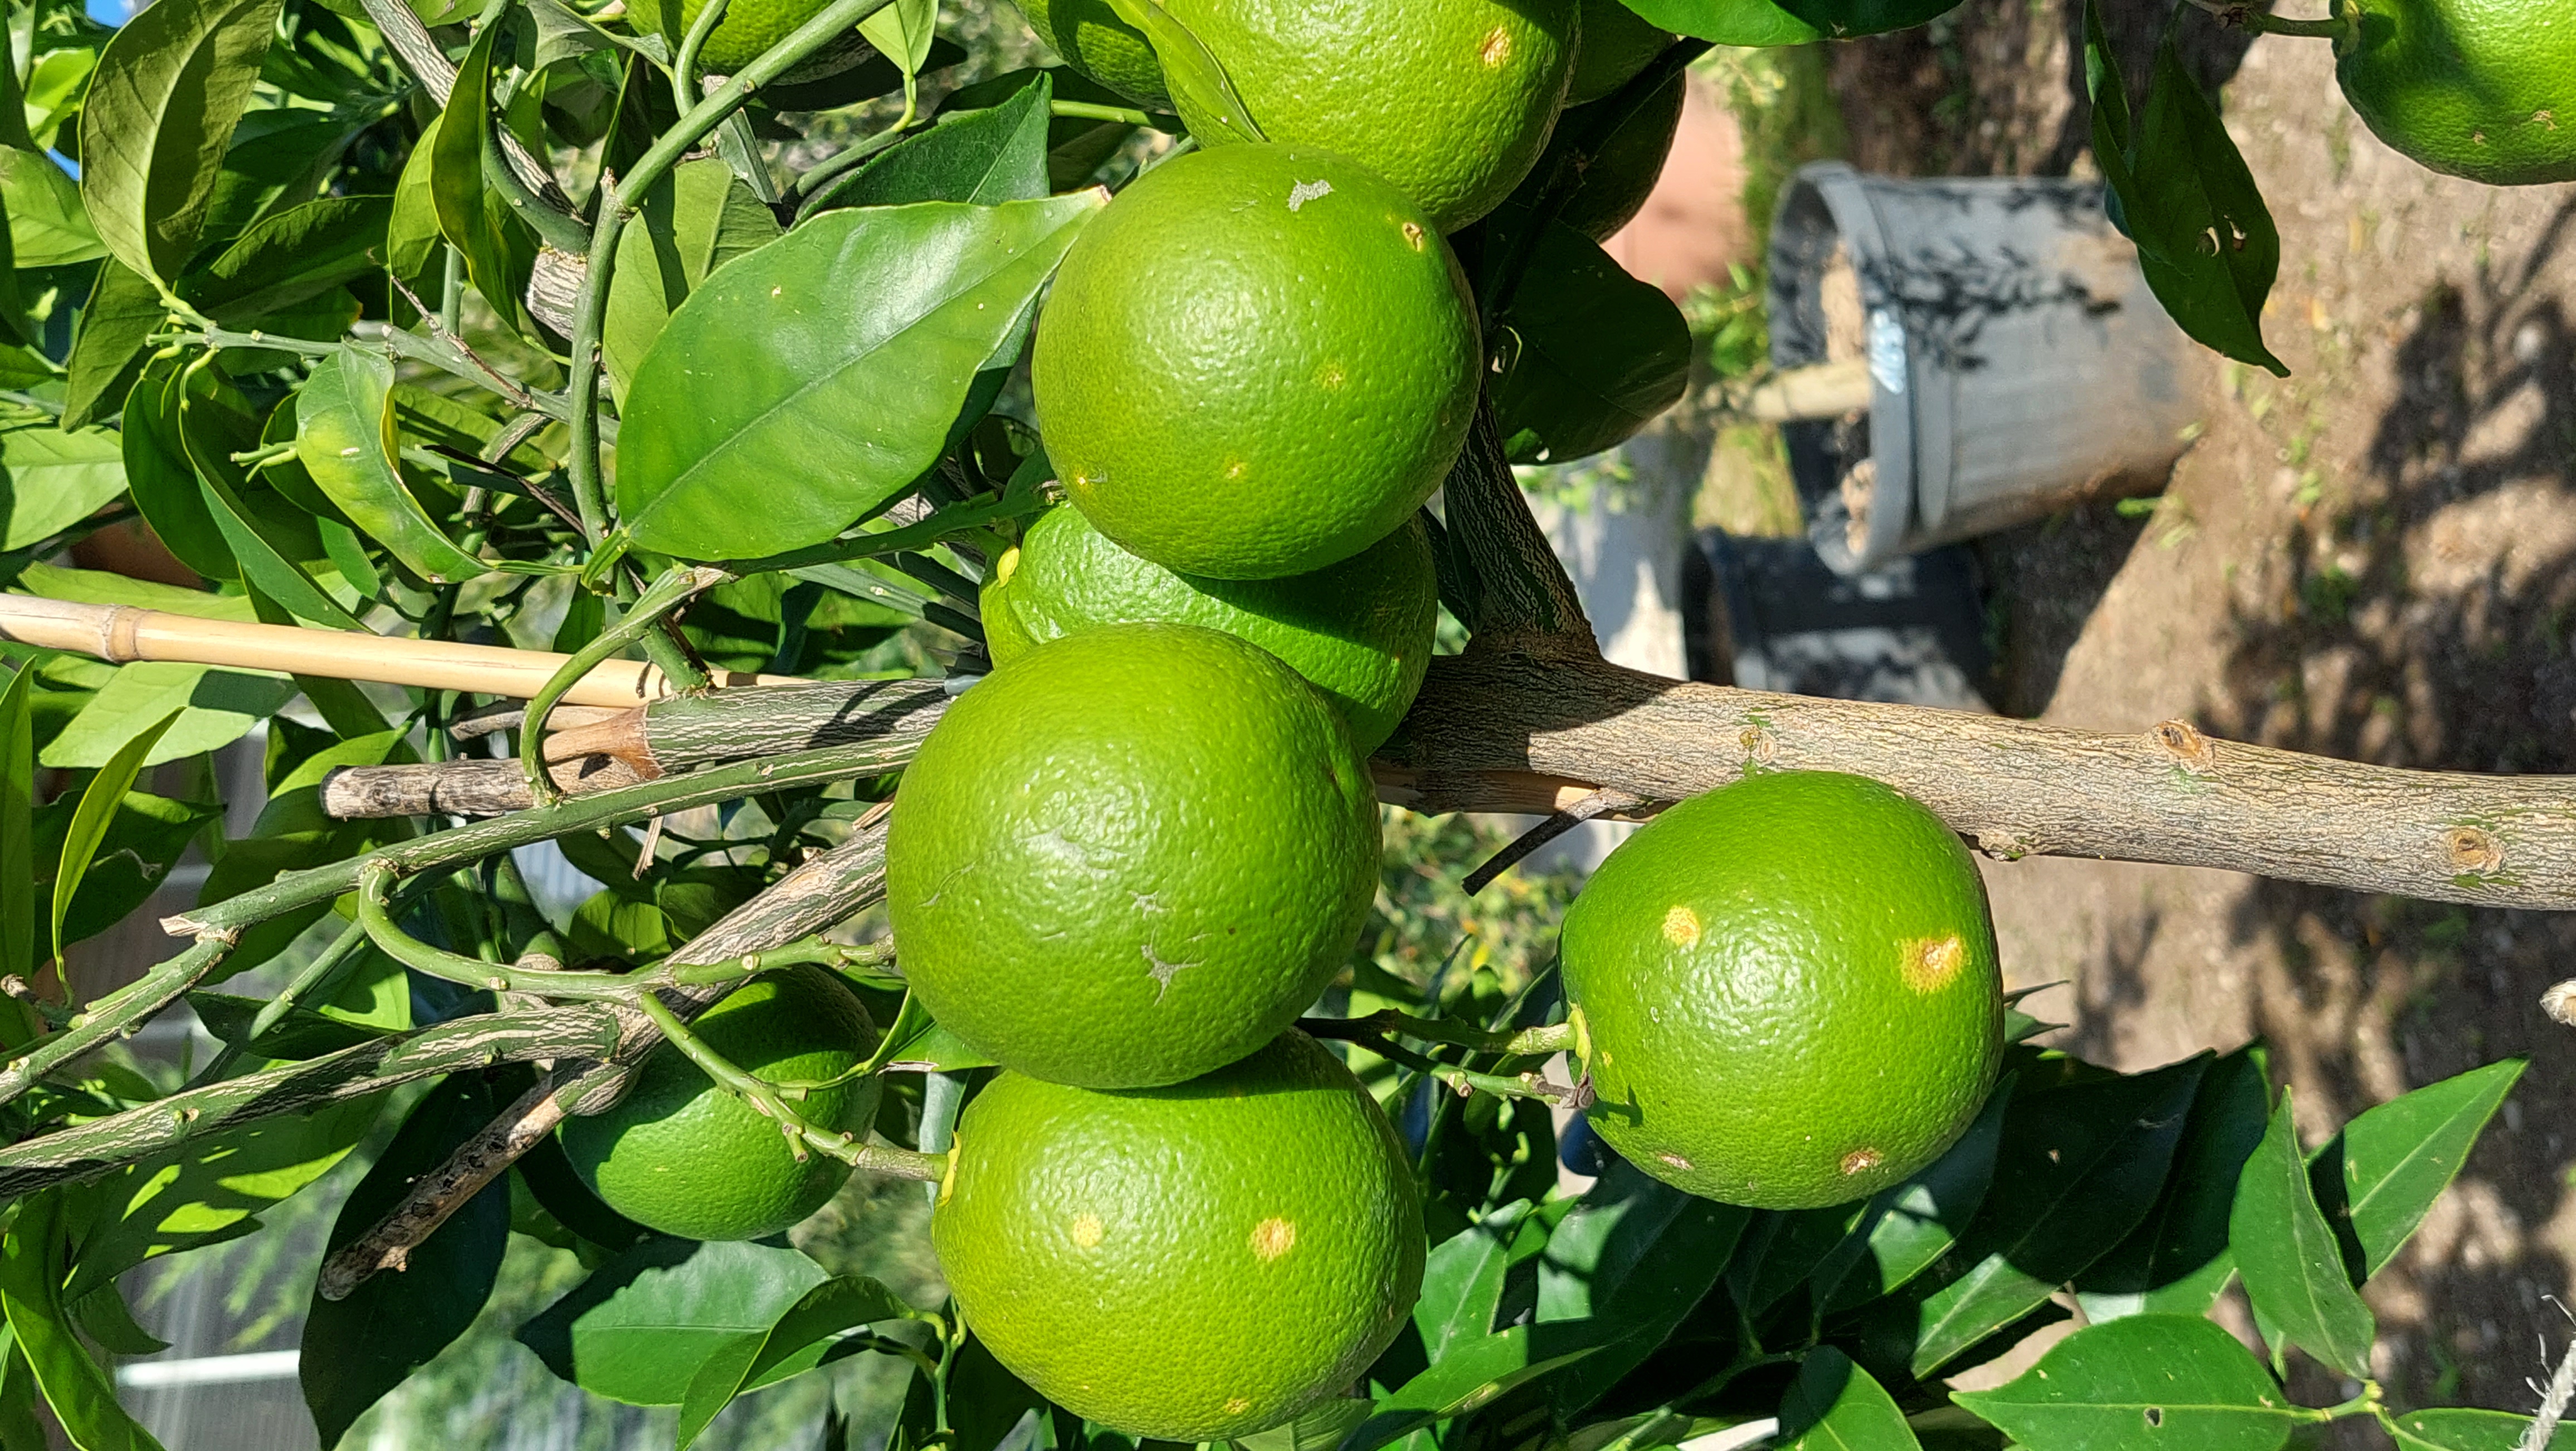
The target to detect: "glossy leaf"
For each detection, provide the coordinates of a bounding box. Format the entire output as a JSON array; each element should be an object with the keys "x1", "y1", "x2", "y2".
[
  {"x1": 1779, "y1": 1348, "x2": 1921, "y2": 1450},
  {"x1": 0, "y1": 426, "x2": 126, "y2": 552},
  {"x1": 2386, "y1": 1408, "x2": 2575, "y2": 1450},
  {"x1": 1619, "y1": 0, "x2": 1964, "y2": 46},
  {"x1": 615, "y1": 191, "x2": 1102, "y2": 559},
  {"x1": 0, "y1": 1192, "x2": 166, "y2": 1451},
  {"x1": 61, "y1": 260, "x2": 162, "y2": 429},
  {"x1": 16, "y1": 563, "x2": 257, "y2": 620},
  {"x1": 857, "y1": 0, "x2": 936, "y2": 76},
  {"x1": 1416, "y1": 1200, "x2": 1537, "y2": 1361},
  {"x1": 65, "y1": 1094, "x2": 384, "y2": 1298},
  {"x1": 294, "y1": 349, "x2": 484, "y2": 583},
  {"x1": 1536, "y1": 1158, "x2": 1746, "y2": 1413},
  {"x1": 0, "y1": 147, "x2": 103, "y2": 267},
  {"x1": 76, "y1": 0, "x2": 284, "y2": 282},
  {"x1": 602, "y1": 157, "x2": 782, "y2": 401},
  {"x1": 39, "y1": 662, "x2": 293, "y2": 769},
  {"x1": 675, "y1": 1275, "x2": 919, "y2": 1448},
  {"x1": 828, "y1": 69, "x2": 1054, "y2": 210},
  {"x1": 2229, "y1": 1087, "x2": 2375, "y2": 1377},
  {"x1": 1104, "y1": 0, "x2": 1263, "y2": 145},
  {"x1": 2077, "y1": 1045, "x2": 2270, "y2": 1320},
  {"x1": 1336, "y1": 1327, "x2": 1603, "y2": 1451},
  {"x1": 1241, "y1": 1399, "x2": 1373, "y2": 1451},
  {"x1": 517, "y1": 1238, "x2": 832, "y2": 1406},
  {"x1": 48, "y1": 707, "x2": 178, "y2": 960},
  {"x1": 178, "y1": 365, "x2": 360, "y2": 630},
  {"x1": 30, "y1": 790, "x2": 216, "y2": 956},
  {"x1": 1814, "y1": 1080, "x2": 2014, "y2": 1314},
  {"x1": 0, "y1": 667, "x2": 33, "y2": 1006},
  {"x1": 66, "y1": 1286, "x2": 165, "y2": 1357},
  {"x1": 1951, "y1": 1314, "x2": 2307, "y2": 1451},
  {"x1": 184, "y1": 194, "x2": 392, "y2": 324},
  {"x1": 121, "y1": 357, "x2": 234, "y2": 580},
  {"x1": 385, "y1": 111, "x2": 443, "y2": 286},
  {"x1": 301, "y1": 1079, "x2": 511, "y2": 1447},
  {"x1": 1859, "y1": 1056, "x2": 2206, "y2": 1381},
  {"x1": 2085, "y1": 8, "x2": 2285, "y2": 375},
  {"x1": 430, "y1": 22, "x2": 535, "y2": 334},
  {"x1": 1492, "y1": 221, "x2": 1692, "y2": 466},
  {"x1": 2315, "y1": 1058, "x2": 2525, "y2": 1278}
]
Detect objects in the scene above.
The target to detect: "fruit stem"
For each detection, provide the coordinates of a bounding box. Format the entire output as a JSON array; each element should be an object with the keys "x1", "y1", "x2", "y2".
[
  {"x1": 1302, "y1": 1010, "x2": 1574, "y2": 1058},
  {"x1": 671, "y1": 0, "x2": 732, "y2": 111},
  {"x1": 2179, "y1": 0, "x2": 2355, "y2": 39},
  {"x1": 1320, "y1": 1023, "x2": 1595, "y2": 1109},
  {"x1": 634, "y1": 992, "x2": 950, "y2": 1180},
  {"x1": 356, "y1": 863, "x2": 643, "y2": 1002},
  {"x1": 1048, "y1": 99, "x2": 1168, "y2": 129}
]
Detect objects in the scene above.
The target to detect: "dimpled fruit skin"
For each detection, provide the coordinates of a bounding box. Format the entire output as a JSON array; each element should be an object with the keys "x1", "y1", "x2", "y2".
[
  {"x1": 2333, "y1": 0, "x2": 2575, "y2": 185},
  {"x1": 1011, "y1": 0, "x2": 1170, "y2": 107},
  {"x1": 559, "y1": 966, "x2": 881, "y2": 1240},
  {"x1": 984, "y1": 506, "x2": 1438, "y2": 753},
  {"x1": 885, "y1": 624, "x2": 1380, "y2": 1088},
  {"x1": 1563, "y1": 771, "x2": 2003, "y2": 1209},
  {"x1": 1032, "y1": 145, "x2": 1479, "y2": 581},
  {"x1": 1160, "y1": 0, "x2": 1575, "y2": 232},
  {"x1": 675, "y1": 0, "x2": 822, "y2": 74},
  {"x1": 1568, "y1": 0, "x2": 1675, "y2": 105},
  {"x1": 935, "y1": 1031, "x2": 1424, "y2": 1441}
]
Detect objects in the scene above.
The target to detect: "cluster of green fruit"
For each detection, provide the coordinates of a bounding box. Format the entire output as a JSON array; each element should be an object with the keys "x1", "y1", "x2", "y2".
[{"x1": 550, "y1": 0, "x2": 2008, "y2": 1438}]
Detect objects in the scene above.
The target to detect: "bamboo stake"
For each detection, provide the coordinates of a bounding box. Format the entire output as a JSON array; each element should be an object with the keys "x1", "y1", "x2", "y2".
[
  {"x1": 1734, "y1": 358, "x2": 1876, "y2": 423},
  {"x1": 0, "y1": 597, "x2": 803, "y2": 709}
]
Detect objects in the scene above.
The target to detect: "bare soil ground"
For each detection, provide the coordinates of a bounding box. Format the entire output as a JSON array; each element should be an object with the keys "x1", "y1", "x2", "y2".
[{"x1": 1827, "y1": 2, "x2": 2576, "y2": 1418}]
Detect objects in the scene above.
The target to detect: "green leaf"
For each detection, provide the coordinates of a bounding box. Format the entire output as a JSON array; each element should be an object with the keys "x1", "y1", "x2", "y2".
[
  {"x1": 184, "y1": 988, "x2": 388, "y2": 1058},
  {"x1": 294, "y1": 349, "x2": 485, "y2": 583},
  {"x1": 1856, "y1": 1055, "x2": 2207, "y2": 1381},
  {"x1": 14, "y1": 563, "x2": 256, "y2": 620},
  {"x1": 674, "y1": 1275, "x2": 919, "y2": 1448},
  {"x1": 121, "y1": 356, "x2": 234, "y2": 580},
  {"x1": 302, "y1": 1078, "x2": 512, "y2": 1448},
  {"x1": 0, "y1": 1192, "x2": 167, "y2": 1451},
  {"x1": 38, "y1": 662, "x2": 294, "y2": 768},
  {"x1": 61, "y1": 259, "x2": 163, "y2": 430},
  {"x1": 2086, "y1": 12, "x2": 2285, "y2": 376},
  {"x1": 430, "y1": 22, "x2": 537, "y2": 336},
  {"x1": 602, "y1": 157, "x2": 782, "y2": 402},
  {"x1": 516, "y1": 1238, "x2": 832, "y2": 1406},
  {"x1": 615, "y1": 191, "x2": 1102, "y2": 559},
  {"x1": 1337, "y1": 1326, "x2": 1604, "y2": 1451},
  {"x1": 1415, "y1": 1199, "x2": 1538, "y2": 1361},
  {"x1": 1104, "y1": 0, "x2": 1263, "y2": 145},
  {"x1": 2076, "y1": 1044, "x2": 2270, "y2": 1320},
  {"x1": 2386, "y1": 1408, "x2": 2576, "y2": 1450},
  {"x1": 385, "y1": 111, "x2": 443, "y2": 286},
  {"x1": 177, "y1": 363, "x2": 362, "y2": 630},
  {"x1": 2229, "y1": 1086, "x2": 2374, "y2": 1377},
  {"x1": 28, "y1": 790, "x2": 218, "y2": 955},
  {"x1": 76, "y1": 0, "x2": 284, "y2": 283},
  {"x1": 826, "y1": 69, "x2": 1054, "y2": 210},
  {"x1": 183, "y1": 193, "x2": 392, "y2": 324},
  {"x1": 0, "y1": 425, "x2": 126, "y2": 552},
  {"x1": 66, "y1": 1286, "x2": 165, "y2": 1357},
  {"x1": 1240, "y1": 1399, "x2": 1373, "y2": 1451},
  {"x1": 2314, "y1": 1059, "x2": 2525, "y2": 1280},
  {"x1": 0, "y1": 666, "x2": 34, "y2": 1002},
  {"x1": 1813, "y1": 1079, "x2": 2013, "y2": 1314},
  {"x1": 1951, "y1": 1315, "x2": 2307, "y2": 1451},
  {"x1": 1536, "y1": 1158, "x2": 1747, "y2": 1413},
  {"x1": 856, "y1": 0, "x2": 936, "y2": 75},
  {"x1": 1617, "y1": 0, "x2": 1964, "y2": 46},
  {"x1": 0, "y1": 147, "x2": 102, "y2": 267},
  {"x1": 1779, "y1": 1348, "x2": 1921, "y2": 1450},
  {"x1": 48, "y1": 707, "x2": 178, "y2": 958},
  {"x1": 64, "y1": 1094, "x2": 382, "y2": 1298},
  {"x1": 1491, "y1": 223, "x2": 1691, "y2": 466}
]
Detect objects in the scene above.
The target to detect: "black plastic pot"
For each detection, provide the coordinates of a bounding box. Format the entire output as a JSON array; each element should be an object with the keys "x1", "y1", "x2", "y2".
[{"x1": 1767, "y1": 162, "x2": 2201, "y2": 574}]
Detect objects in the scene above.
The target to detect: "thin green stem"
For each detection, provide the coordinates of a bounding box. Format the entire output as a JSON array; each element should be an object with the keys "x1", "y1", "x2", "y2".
[
  {"x1": 358, "y1": 863, "x2": 647, "y2": 1001},
  {"x1": 1048, "y1": 99, "x2": 1162, "y2": 127},
  {"x1": 1302, "y1": 1010, "x2": 1574, "y2": 1058},
  {"x1": 634, "y1": 993, "x2": 949, "y2": 1180},
  {"x1": 197, "y1": 915, "x2": 375, "y2": 1082},
  {"x1": 1341, "y1": 1028, "x2": 1591, "y2": 1108},
  {"x1": 671, "y1": 0, "x2": 733, "y2": 110},
  {"x1": 440, "y1": 245, "x2": 465, "y2": 333},
  {"x1": 789, "y1": 94, "x2": 920, "y2": 220},
  {"x1": 563, "y1": 0, "x2": 902, "y2": 548},
  {"x1": 2180, "y1": 0, "x2": 2355, "y2": 36},
  {"x1": 733, "y1": 489, "x2": 1049, "y2": 573},
  {"x1": 0, "y1": 939, "x2": 231, "y2": 1109},
  {"x1": 520, "y1": 565, "x2": 729, "y2": 805}
]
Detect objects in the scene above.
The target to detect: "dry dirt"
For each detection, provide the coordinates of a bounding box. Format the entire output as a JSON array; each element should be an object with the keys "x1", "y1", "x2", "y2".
[{"x1": 1823, "y1": 0, "x2": 2576, "y2": 1420}]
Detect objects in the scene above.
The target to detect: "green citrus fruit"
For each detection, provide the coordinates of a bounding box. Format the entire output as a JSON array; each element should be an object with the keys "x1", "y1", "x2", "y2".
[
  {"x1": 934, "y1": 1030, "x2": 1424, "y2": 1440},
  {"x1": 983, "y1": 505, "x2": 1438, "y2": 753},
  {"x1": 1562, "y1": 771, "x2": 2004, "y2": 1209},
  {"x1": 558, "y1": 965, "x2": 881, "y2": 1240},
  {"x1": 655, "y1": 0, "x2": 856, "y2": 76},
  {"x1": 1159, "y1": 0, "x2": 1578, "y2": 232},
  {"x1": 2332, "y1": 0, "x2": 2576, "y2": 185},
  {"x1": 1032, "y1": 144, "x2": 1480, "y2": 580},
  {"x1": 885, "y1": 623, "x2": 1380, "y2": 1088},
  {"x1": 1010, "y1": 0, "x2": 1171, "y2": 107},
  {"x1": 1568, "y1": 0, "x2": 1675, "y2": 105}
]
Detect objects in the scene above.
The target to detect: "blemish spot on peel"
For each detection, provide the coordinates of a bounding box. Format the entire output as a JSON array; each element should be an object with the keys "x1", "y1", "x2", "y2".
[
  {"x1": 1479, "y1": 26, "x2": 1512, "y2": 65},
  {"x1": 1251, "y1": 1217, "x2": 1296, "y2": 1260},
  {"x1": 1840, "y1": 1147, "x2": 1884, "y2": 1176},
  {"x1": 1069, "y1": 1213, "x2": 1104, "y2": 1248},
  {"x1": 1901, "y1": 934, "x2": 1965, "y2": 992},
  {"x1": 1287, "y1": 179, "x2": 1334, "y2": 212},
  {"x1": 1662, "y1": 905, "x2": 1702, "y2": 947}
]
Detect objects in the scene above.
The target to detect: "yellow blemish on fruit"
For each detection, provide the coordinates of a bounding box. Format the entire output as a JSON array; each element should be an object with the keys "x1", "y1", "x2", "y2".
[
  {"x1": 1223, "y1": 459, "x2": 1249, "y2": 481},
  {"x1": 1402, "y1": 221, "x2": 1426, "y2": 251},
  {"x1": 1479, "y1": 25, "x2": 1512, "y2": 66},
  {"x1": 1657, "y1": 1152, "x2": 1693, "y2": 1171},
  {"x1": 992, "y1": 546, "x2": 1021, "y2": 587},
  {"x1": 1251, "y1": 1216, "x2": 1297, "y2": 1260},
  {"x1": 1317, "y1": 361, "x2": 1347, "y2": 389},
  {"x1": 937, "y1": 1135, "x2": 960, "y2": 1205},
  {"x1": 1662, "y1": 905, "x2": 1702, "y2": 947},
  {"x1": 1901, "y1": 934, "x2": 1965, "y2": 992},
  {"x1": 1223, "y1": 1398, "x2": 1254, "y2": 1416},
  {"x1": 1069, "y1": 1214, "x2": 1104, "y2": 1248},
  {"x1": 1841, "y1": 1148, "x2": 1884, "y2": 1176}
]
